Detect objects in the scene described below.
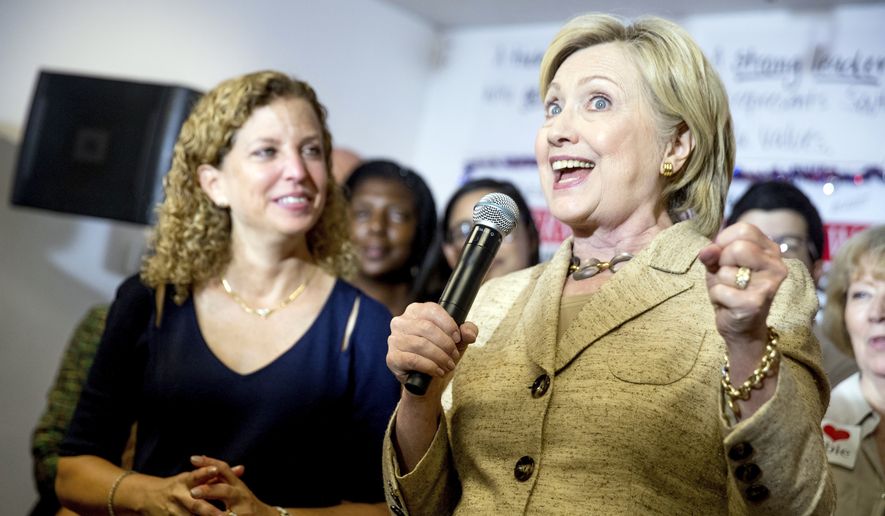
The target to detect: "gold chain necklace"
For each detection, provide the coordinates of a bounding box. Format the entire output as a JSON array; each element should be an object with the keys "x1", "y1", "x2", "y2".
[
  {"x1": 221, "y1": 271, "x2": 314, "y2": 319},
  {"x1": 568, "y1": 252, "x2": 634, "y2": 280}
]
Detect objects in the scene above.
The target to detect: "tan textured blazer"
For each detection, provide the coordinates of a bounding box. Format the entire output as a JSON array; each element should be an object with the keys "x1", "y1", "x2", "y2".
[{"x1": 383, "y1": 222, "x2": 834, "y2": 515}]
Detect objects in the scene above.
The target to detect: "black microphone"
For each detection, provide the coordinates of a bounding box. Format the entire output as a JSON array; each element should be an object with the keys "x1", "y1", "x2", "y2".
[{"x1": 403, "y1": 192, "x2": 519, "y2": 396}]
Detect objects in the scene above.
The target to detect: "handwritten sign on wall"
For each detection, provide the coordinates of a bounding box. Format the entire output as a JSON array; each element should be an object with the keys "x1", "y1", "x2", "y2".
[{"x1": 685, "y1": 8, "x2": 885, "y2": 172}]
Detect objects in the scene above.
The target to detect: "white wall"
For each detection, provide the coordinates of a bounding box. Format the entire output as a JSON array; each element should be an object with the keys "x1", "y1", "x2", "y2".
[
  {"x1": 0, "y1": 0, "x2": 436, "y2": 511},
  {"x1": 409, "y1": 22, "x2": 559, "y2": 208}
]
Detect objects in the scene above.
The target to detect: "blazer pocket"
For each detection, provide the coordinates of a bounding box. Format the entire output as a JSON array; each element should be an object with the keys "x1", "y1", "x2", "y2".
[{"x1": 606, "y1": 329, "x2": 708, "y2": 385}]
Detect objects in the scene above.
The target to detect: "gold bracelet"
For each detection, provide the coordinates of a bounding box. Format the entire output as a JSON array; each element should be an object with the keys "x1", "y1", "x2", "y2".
[
  {"x1": 721, "y1": 327, "x2": 781, "y2": 418},
  {"x1": 107, "y1": 470, "x2": 135, "y2": 516}
]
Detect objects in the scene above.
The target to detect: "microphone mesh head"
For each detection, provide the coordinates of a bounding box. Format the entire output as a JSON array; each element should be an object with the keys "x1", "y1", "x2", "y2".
[{"x1": 473, "y1": 193, "x2": 519, "y2": 236}]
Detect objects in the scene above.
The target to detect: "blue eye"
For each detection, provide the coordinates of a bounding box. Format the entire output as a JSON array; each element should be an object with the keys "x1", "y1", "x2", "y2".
[
  {"x1": 545, "y1": 103, "x2": 562, "y2": 117},
  {"x1": 590, "y1": 96, "x2": 610, "y2": 110}
]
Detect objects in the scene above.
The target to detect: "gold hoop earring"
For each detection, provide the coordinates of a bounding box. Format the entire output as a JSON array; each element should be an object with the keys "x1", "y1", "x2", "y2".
[{"x1": 660, "y1": 162, "x2": 676, "y2": 177}]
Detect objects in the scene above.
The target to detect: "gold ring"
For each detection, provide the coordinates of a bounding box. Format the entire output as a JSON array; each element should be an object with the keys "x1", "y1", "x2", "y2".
[{"x1": 735, "y1": 266, "x2": 751, "y2": 290}]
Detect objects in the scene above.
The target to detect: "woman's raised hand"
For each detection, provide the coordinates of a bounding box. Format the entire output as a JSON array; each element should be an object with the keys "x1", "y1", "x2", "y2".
[
  {"x1": 698, "y1": 222, "x2": 788, "y2": 347},
  {"x1": 387, "y1": 302, "x2": 478, "y2": 472},
  {"x1": 386, "y1": 302, "x2": 477, "y2": 395}
]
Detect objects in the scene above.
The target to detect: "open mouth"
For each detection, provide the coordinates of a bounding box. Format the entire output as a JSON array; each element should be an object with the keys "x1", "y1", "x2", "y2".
[{"x1": 551, "y1": 159, "x2": 595, "y2": 184}]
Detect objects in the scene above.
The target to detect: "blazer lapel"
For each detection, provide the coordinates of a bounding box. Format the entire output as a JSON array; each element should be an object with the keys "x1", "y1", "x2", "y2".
[
  {"x1": 554, "y1": 222, "x2": 711, "y2": 373},
  {"x1": 518, "y1": 240, "x2": 573, "y2": 373}
]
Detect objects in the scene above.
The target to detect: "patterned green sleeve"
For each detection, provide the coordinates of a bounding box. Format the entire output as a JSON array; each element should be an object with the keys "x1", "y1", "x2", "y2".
[{"x1": 30, "y1": 305, "x2": 109, "y2": 499}]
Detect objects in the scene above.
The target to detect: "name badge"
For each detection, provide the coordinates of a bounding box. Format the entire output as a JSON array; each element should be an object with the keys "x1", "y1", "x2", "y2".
[{"x1": 821, "y1": 419, "x2": 861, "y2": 469}]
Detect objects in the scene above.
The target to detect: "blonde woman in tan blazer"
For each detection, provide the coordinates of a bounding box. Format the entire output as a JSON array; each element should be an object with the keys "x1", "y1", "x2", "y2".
[{"x1": 382, "y1": 13, "x2": 833, "y2": 515}]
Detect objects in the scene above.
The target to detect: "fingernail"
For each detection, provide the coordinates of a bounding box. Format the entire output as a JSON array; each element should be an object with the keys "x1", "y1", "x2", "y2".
[
  {"x1": 190, "y1": 487, "x2": 202, "y2": 497},
  {"x1": 190, "y1": 455, "x2": 201, "y2": 463},
  {"x1": 447, "y1": 359, "x2": 456, "y2": 370},
  {"x1": 453, "y1": 348, "x2": 460, "y2": 360},
  {"x1": 451, "y1": 331, "x2": 461, "y2": 344},
  {"x1": 208, "y1": 466, "x2": 218, "y2": 475},
  {"x1": 437, "y1": 367, "x2": 446, "y2": 377}
]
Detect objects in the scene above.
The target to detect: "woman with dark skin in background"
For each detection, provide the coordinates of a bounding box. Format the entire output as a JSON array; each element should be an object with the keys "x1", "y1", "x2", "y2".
[{"x1": 346, "y1": 160, "x2": 437, "y2": 315}]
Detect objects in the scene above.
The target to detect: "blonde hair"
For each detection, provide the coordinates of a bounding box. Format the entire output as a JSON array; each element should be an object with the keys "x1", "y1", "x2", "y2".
[
  {"x1": 539, "y1": 14, "x2": 735, "y2": 238},
  {"x1": 822, "y1": 225, "x2": 885, "y2": 356},
  {"x1": 141, "y1": 70, "x2": 355, "y2": 303}
]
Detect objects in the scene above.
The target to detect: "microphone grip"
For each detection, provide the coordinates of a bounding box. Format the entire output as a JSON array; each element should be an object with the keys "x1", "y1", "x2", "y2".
[
  {"x1": 402, "y1": 301, "x2": 467, "y2": 395},
  {"x1": 403, "y1": 226, "x2": 502, "y2": 396},
  {"x1": 403, "y1": 370, "x2": 433, "y2": 396}
]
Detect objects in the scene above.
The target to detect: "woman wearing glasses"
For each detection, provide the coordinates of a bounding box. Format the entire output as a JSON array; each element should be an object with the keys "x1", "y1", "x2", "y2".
[{"x1": 440, "y1": 178, "x2": 540, "y2": 283}]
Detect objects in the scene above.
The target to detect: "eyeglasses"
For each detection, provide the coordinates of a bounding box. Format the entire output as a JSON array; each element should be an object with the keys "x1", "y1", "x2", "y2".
[
  {"x1": 770, "y1": 234, "x2": 816, "y2": 260},
  {"x1": 447, "y1": 220, "x2": 515, "y2": 246}
]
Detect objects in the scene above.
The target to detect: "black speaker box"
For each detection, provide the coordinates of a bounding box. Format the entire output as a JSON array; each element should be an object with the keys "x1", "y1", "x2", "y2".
[{"x1": 11, "y1": 70, "x2": 202, "y2": 225}]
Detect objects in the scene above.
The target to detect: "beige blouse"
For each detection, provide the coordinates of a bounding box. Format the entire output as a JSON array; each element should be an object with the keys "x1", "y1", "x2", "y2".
[{"x1": 825, "y1": 373, "x2": 885, "y2": 516}]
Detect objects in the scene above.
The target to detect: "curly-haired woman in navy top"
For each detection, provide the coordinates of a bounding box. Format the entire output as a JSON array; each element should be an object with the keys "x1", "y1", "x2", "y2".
[{"x1": 57, "y1": 71, "x2": 399, "y2": 516}]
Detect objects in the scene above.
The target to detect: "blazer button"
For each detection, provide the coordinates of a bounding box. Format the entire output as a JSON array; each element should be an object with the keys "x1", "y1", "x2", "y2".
[
  {"x1": 745, "y1": 484, "x2": 770, "y2": 503},
  {"x1": 514, "y1": 455, "x2": 535, "y2": 481},
  {"x1": 735, "y1": 462, "x2": 762, "y2": 483},
  {"x1": 387, "y1": 481, "x2": 404, "y2": 510},
  {"x1": 727, "y1": 442, "x2": 754, "y2": 462},
  {"x1": 531, "y1": 374, "x2": 551, "y2": 398}
]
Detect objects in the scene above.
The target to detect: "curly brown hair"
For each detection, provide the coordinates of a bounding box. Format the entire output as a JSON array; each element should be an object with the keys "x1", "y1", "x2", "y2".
[{"x1": 141, "y1": 70, "x2": 355, "y2": 303}]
